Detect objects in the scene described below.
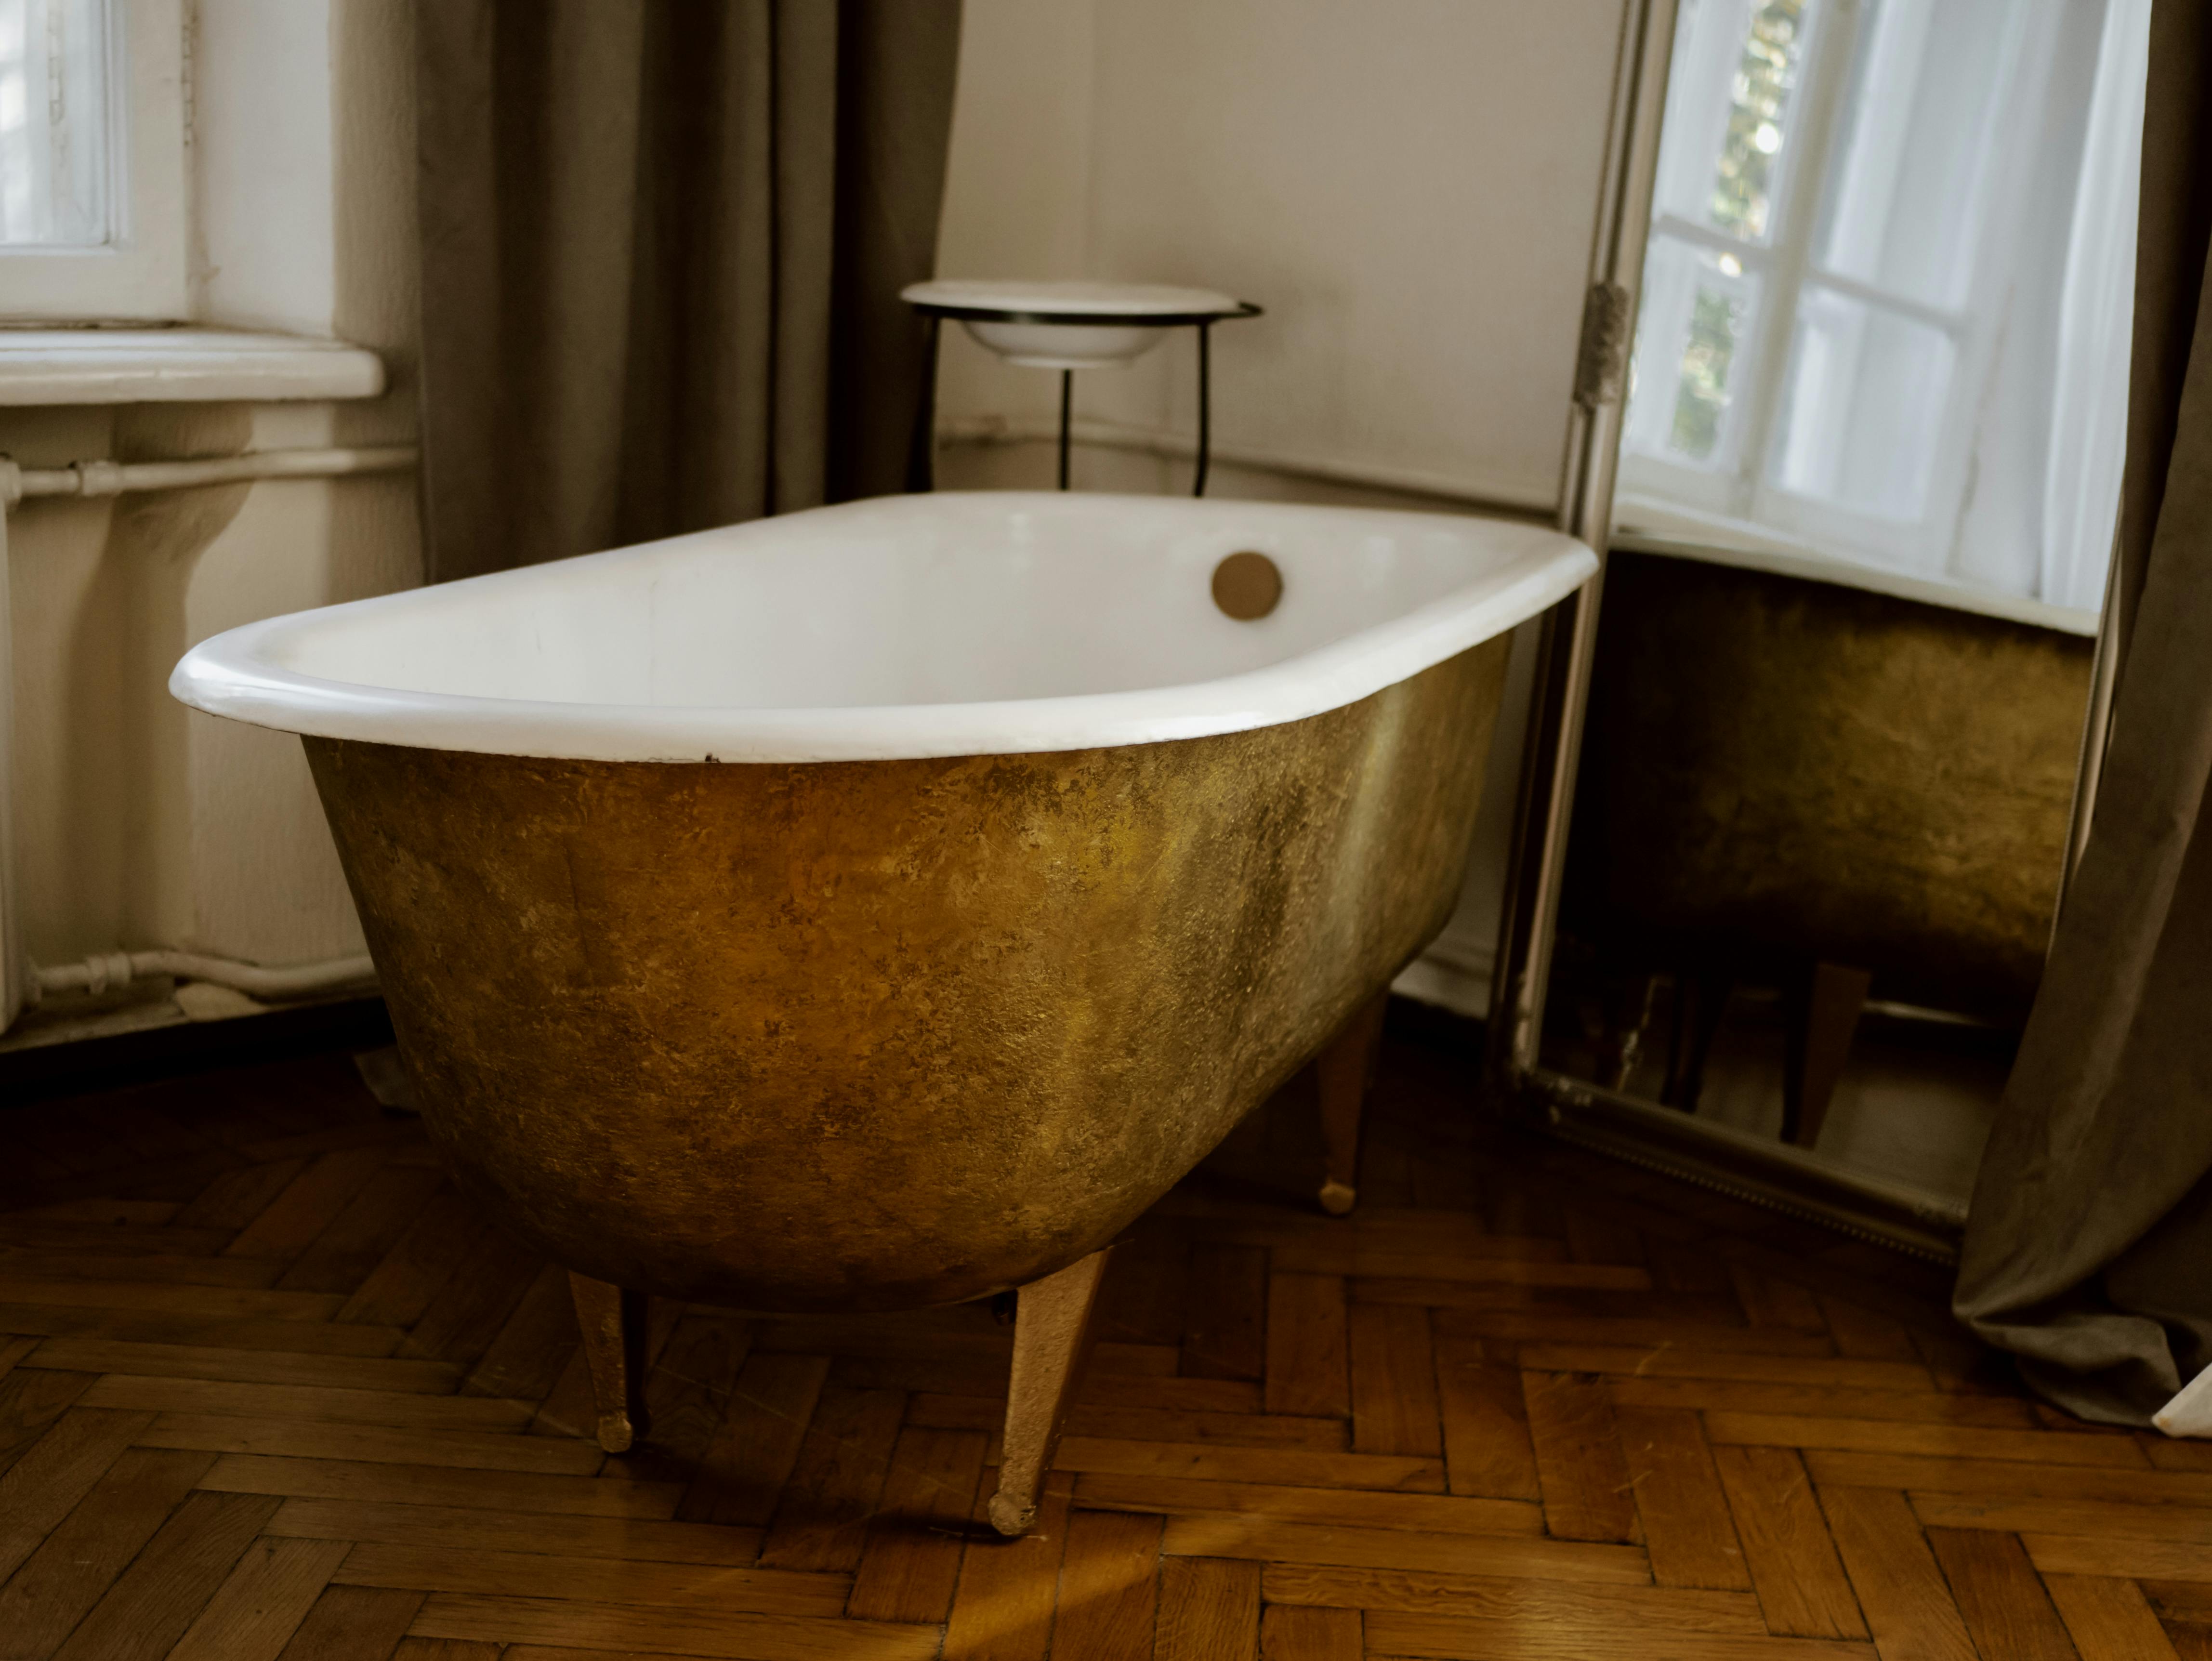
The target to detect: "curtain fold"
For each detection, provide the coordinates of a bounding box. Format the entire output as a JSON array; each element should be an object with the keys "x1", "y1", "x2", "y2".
[
  {"x1": 414, "y1": 0, "x2": 962, "y2": 584},
  {"x1": 1954, "y1": 0, "x2": 2212, "y2": 1425}
]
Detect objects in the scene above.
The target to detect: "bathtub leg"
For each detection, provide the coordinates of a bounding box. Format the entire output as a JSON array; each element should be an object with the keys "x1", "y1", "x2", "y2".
[
  {"x1": 1317, "y1": 991, "x2": 1389, "y2": 1216},
  {"x1": 988, "y1": 1246, "x2": 1113, "y2": 1537},
  {"x1": 568, "y1": 1271, "x2": 645, "y2": 1454}
]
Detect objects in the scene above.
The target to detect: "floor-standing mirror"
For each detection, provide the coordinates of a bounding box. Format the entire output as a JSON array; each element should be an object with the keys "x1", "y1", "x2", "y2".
[{"x1": 1495, "y1": 0, "x2": 2151, "y2": 1256}]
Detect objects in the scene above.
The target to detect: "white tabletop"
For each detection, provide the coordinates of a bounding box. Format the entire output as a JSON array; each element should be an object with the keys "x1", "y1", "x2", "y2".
[{"x1": 902, "y1": 280, "x2": 1249, "y2": 320}]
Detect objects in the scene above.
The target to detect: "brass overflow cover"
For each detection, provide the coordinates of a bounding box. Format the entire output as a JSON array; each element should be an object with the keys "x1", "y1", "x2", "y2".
[{"x1": 1212, "y1": 551, "x2": 1283, "y2": 621}]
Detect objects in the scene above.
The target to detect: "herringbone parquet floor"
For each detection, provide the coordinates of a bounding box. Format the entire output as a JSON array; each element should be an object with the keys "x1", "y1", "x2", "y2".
[{"x1": 0, "y1": 1019, "x2": 2199, "y2": 1660}]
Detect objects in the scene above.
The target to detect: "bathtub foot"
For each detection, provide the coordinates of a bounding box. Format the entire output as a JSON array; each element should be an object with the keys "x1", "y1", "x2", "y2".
[
  {"x1": 568, "y1": 1271, "x2": 646, "y2": 1454},
  {"x1": 988, "y1": 1246, "x2": 1113, "y2": 1537},
  {"x1": 1317, "y1": 991, "x2": 1389, "y2": 1216}
]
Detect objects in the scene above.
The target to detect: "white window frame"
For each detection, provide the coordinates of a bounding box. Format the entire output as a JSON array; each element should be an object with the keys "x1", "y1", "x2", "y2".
[
  {"x1": 1619, "y1": 0, "x2": 2058, "y2": 582},
  {"x1": 0, "y1": 0, "x2": 188, "y2": 322}
]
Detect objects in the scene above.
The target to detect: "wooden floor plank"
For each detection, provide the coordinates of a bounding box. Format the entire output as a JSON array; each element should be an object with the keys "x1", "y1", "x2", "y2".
[
  {"x1": 49, "y1": 1489, "x2": 277, "y2": 1661},
  {"x1": 2043, "y1": 1571, "x2": 2185, "y2": 1661},
  {"x1": 1159, "y1": 1512, "x2": 1650, "y2": 1582},
  {"x1": 460, "y1": 1260, "x2": 579, "y2": 1402},
  {"x1": 1051, "y1": 1508, "x2": 1162, "y2": 1661},
  {"x1": 1260, "y1": 1604, "x2": 1361, "y2": 1661},
  {"x1": 394, "y1": 1226, "x2": 542, "y2": 1368},
  {"x1": 1706, "y1": 1411, "x2": 2153, "y2": 1468},
  {"x1": 0, "y1": 1406, "x2": 155, "y2": 1581},
  {"x1": 1051, "y1": 1434, "x2": 1442, "y2": 1492},
  {"x1": 1072, "y1": 1469, "x2": 1542, "y2": 1535},
  {"x1": 1431, "y1": 1339, "x2": 1541, "y2": 1502},
  {"x1": 78, "y1": 1372, "x2": 531, "y2": 1431},
  {"x1": 757, "y1": 1382, "x2": 907, "y2": 1573},
  {"x1": 678, "y1": 1350, "x2": 830, "y2": 1527},
  {"x1": 335, "y1": 1541, "x2": 850, "y2": 1617},
  {"x1": 333, "y1": 1191, "x2": 487, "y2": 1328},
  {"x1": 2025, "y1": 1532, "x2": 2212, "y2": 1581},
  {"x1": 1616, "y1": 1402, "x2": 1752, "y2": 1590},
  {"x1": 172, "y1": 1160, "x2": 309, "y2": 1234},
  {"x1": 223, "y1": 1149, "x2": 393, "y2": 1263},
  {"x1": 276, "y1": 1164, "x2": 445, "y2": 1294},
  {"x1": 165, "y1": 1535, "x2": 353, "y2": 1661},
  {"x1": 1611, "y1": 1375, "x2": 2040, "y2": 1428},
  {"x1": 624, "y1": 1310, "x2": 758, "y2": 1482},
  {"x1": 0, "y1": 1367, "x2": 96, "y2": 1481},
  {"x1": 1912, "y1": 1490, "x2": 2212, "y2": 1541},
  {"x1": 1518, "y1": 1345, "x2": 1929, "y2": 1390},
  {"x1": 942, "y1": 1471, "x2": 1073, "y2": 1661},
  {"x1": 1183, "y1": 1244, "x2": 1268, "y2": 1381},
  {"x1": 0, "y1": 1251, "x2": 287, "y2": 1289},
  {"x1": 263, "y1": 1495, "x2": 765, "y2": 1565},
  {"x1": 273, "y1": 1584, "x2": 426, "y2": 1661},
  {"x1": 22, "y1": 1337, "x2": 458, "y2": 1394},
  {"x1": 197, "y1": 1451, "x2": 681, "y2": 1517},
  {"x1": 1157, "y1": 1556, "x2": 1260, "y2": 1661},
  {"x1": 1265, "y1": 1273, "x2": 1350, "y2": 1419},
  {"x1": 1524, "y1": 1371, "x2": 1640, "y2": 1542},
  {"x1": 1348, "y1": 1302, "x2": 1442, "y2": 1457},
  {"x1": 0, "y1": 1445, "x2": 210, "y2": 1659},
  {"x1": 1711, "y1": 1443, "x2": 1866, "y2": 1640},
  {"x1": 1818, "y1": 1486, "x2": 1978, "y2": 1661},
  {"x1": 909, "y1": 1392, "x2": 1347, "y2": 1452},
  {"x1": 138, "y1": 1410, "x2": 606, "y2": 1475},
  {"x1": 1820, "y1": 1298, "x2": 1926, "y2": 1362},
  {"x1": 1436, "y1": 1310, "x2": 1835, "y2": 1354},
  {"x1": 1261, "y1": 1562, "x2": 1766, "y2": 1629},
  {"x1": 410, "y1": 1593, "x2": 941, "y2": 1659},
  {"x1": 848, "y1": 1426, "x2": 989, "y2": 1623},
  {"x1": 1924, "y1": 1525, "x2": 2082, "y2": 1661},
  {"x1": 1806, "y1": 1450, "x2": 2212, "y2": 1505},
  {"x1": 1360, "y1": 1610, "x2": 1874, "y2": 1659}
]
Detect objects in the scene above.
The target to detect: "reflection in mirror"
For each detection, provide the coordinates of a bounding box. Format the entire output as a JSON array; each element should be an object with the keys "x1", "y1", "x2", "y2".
[{"x1": 1542, "y1": 0, "x2": 2151, "y2": 1214}]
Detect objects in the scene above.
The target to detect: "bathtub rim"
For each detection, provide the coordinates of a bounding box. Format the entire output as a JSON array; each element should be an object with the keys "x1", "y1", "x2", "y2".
[{"x1": 169, "y1": 491, "x2": 1595, "y2": 764}]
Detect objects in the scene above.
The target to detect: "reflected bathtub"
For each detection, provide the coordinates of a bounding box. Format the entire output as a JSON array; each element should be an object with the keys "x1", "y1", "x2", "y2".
[{"x1": 172, "y1": 492, "x2": 1592, "y2": 1313}]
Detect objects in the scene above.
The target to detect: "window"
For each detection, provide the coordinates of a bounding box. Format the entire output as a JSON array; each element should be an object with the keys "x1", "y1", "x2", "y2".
[
  {"x1": 1618, "y1": 0, "x2": 2148, "y2": 616},
  {"x1": 0, "y1": 0, "x2": 184, "y2": 319}
]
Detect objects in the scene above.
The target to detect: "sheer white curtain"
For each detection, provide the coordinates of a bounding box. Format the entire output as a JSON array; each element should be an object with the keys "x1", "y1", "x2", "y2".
[
  {"x1": 0, "y1": 0, "x2": 111, "y2": 246},
  {"x1": 1620, "y1": 0, "x2": 2149, "y2": 620},
  {"x1": 2041, "y1": 0, "x2": 2150, "y2": 612}
]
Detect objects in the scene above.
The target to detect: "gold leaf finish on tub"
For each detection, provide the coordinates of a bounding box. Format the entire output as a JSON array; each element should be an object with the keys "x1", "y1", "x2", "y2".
[{"x1": 302, "y1": 638, "x2": 1512, "y2": 1316}]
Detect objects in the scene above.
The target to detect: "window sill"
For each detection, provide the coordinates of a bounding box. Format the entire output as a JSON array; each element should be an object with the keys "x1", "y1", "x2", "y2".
[
  {"x1": 0, "y1": 328, "x2": 384, "y2": 406},
  {"x1": 1612, "y1": 492, "x2": 2102, "y2": 638}
]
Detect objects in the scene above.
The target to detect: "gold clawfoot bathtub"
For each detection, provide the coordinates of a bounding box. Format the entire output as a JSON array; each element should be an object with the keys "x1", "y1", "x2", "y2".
[{"x1": 171, "y1": 491, "x2": 1593, "y2": 1533}]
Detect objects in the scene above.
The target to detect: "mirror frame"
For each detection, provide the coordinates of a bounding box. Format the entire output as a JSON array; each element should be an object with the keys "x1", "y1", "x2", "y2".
[{"x1": 1478, "y1": 0, "x2": 2126, "y2": 1264}]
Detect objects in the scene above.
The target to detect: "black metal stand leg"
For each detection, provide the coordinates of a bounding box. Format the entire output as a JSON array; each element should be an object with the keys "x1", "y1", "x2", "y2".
[
  {"x1": 905, "y1": 316, "x2": 941, "y2": 494},
  {"x1": 1194, "y1": 321, "x2": 1212, "y2": 497},
  {"x1": 1057, "y1": 369, "x2": 1073, "y2": 490}
]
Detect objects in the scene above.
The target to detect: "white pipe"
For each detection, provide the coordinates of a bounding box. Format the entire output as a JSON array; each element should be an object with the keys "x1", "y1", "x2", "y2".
[
  {"x1": 0, "y1": 445, "x2": 419, "y2": 506},
  {"x1": 29, "y1": 949, "x2": 377, "y2": 1005},
  {"x1": 0, "y1": 443, "x2": 418, "y2": 1035}
]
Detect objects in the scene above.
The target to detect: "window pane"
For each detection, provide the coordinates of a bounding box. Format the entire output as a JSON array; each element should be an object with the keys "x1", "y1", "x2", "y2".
[
  {"x1": 1770, "y1": 286, "x2": 1955, "y2": 522},
  {"x1": 1813, "y1": 0, "x2": 2027, "y2": 312},
  {"x1": 0, "y1": 0, "x2": 111, "y2": 247},
  {"x1": 1652, "y1": 0, "x2": 1817, "y2": 244},
  {"x1": 1624, "y1": 236, "x2": 1763, "y2": 469}
]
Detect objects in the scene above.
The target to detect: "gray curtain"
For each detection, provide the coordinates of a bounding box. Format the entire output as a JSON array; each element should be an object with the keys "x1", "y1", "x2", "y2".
[
  {"x1": 415, "y1": 0, "x2": 962, "y2": 583},
  {"x1": 1954, "y1": 0, "x2": 2212, "y2": 1424}
]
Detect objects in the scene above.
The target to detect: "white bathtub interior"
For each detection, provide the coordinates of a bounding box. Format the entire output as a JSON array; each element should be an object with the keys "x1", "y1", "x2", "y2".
[{"x1": 267, "y1": 495, "x2": 1579, "y2": 711}]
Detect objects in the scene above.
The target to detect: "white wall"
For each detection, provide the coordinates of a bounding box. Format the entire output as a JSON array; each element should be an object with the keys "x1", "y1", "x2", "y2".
[
  {"x1": 6, "y1": 0, "x2": 420, "y2": 1011},
  {"x1": 934, "y1": 0, "x2": 1631, "y2": 1010}
]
